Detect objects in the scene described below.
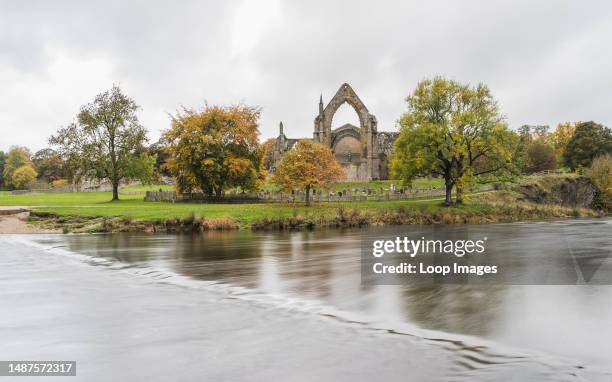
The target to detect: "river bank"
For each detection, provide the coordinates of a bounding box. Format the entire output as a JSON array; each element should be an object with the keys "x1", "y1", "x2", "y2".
[
  {"x1": 0, "y1": 209, "x2": 60, "y2": 234},
  {"x1": 1, "y1": 176, "x2": 609, "y2": 233},
  {"x1": 22, "y1": 190, "x2": 606, "y2": 233}
]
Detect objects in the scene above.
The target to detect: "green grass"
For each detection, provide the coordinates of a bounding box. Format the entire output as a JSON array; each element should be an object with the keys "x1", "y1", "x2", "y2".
[
  {"x1": 0, "y1": 191, "x2": 143, "y2": 206},
  {"x1": 0, "y1": 190, "x2": 450, "y2": 228},
  {"x1": 1, "y1": 175, "x2": 568, "y2": 229}
]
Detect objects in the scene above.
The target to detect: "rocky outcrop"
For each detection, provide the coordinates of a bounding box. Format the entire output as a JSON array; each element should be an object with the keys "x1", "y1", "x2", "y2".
[{"x1": 518, "y1": 176, "x2": 597, "y2": 209}]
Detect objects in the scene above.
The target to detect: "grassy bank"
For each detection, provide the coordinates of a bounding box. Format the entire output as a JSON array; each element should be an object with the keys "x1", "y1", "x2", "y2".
[
  {"x1": 1, "y1": 175, "x2": 606, "y2": 233},
  {"x1": 1, "y1": 191, "x2": 449, "y2": 231}
]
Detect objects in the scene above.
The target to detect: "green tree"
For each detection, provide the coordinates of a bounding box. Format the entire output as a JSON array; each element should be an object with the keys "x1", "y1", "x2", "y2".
[
  {"x1": 563, "y1": 121, "x2": 612, "y2": 170},
  {"x1": 548, "y1": 122, "x2": 576, "y2": 164},
  {"x1": 0, "y1": 150, "x2": 5, "y2": 188},
  {"x1": 525, "y1": 142, "x2": 557, "y2": 173},
  {"x1": 32, "y1": 148, "x2": 65, "y2": 182},
  {"x1": 164, "y1": 104, "x2": 265, "y2": 196},
  {"x1": 148, "y1": 138, "x2": 171, "y2": 178},
  {"x1": 273, "y1": 140, "x2": 344, "y2": 206},
  {"x1": 127, "y1": 152, "x2": 158, "y2": 185},
  {"x1": 587, "y1": 154, "x2": 612, "y2": 211},
  {"x1": 391, "y1": 77, "x2": 519, "y2": 205},
  {"x1": 11, "y1": 165, "x2": 37, "y2": 189},
  {"x1": 2, "y1": 146, "x2": 32, "y2": 189},
  {"x1": 49, "y1": 123, "x2": 86, "y2": 191},
  {"x1": 50, "y1": 85, "x2": 151, "y2": 200}
]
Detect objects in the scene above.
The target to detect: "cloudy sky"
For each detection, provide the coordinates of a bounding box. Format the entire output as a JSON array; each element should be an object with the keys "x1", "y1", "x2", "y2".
[{"x1": 1, "y1": 0, "x2": 611, "y2": 152}]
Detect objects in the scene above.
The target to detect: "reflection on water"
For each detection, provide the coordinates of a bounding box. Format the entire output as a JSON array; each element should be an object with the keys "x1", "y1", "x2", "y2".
[{"x1": 34, "y1": 218, "x2": 612, "y2": 367}]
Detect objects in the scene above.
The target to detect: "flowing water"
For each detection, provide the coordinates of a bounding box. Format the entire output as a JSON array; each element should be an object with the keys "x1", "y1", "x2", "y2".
[{"x1": 9, "y1": 217, "x2": 612, "y2": 380}]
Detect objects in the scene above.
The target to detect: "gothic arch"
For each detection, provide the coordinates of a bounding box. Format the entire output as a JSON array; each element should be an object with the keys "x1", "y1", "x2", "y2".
[
  {"x1": 313, "y1": 83, "x2": 379, "y2": 180},
  {"x1": 323, "y1": 83, "x2": 370, "y2": 131}
]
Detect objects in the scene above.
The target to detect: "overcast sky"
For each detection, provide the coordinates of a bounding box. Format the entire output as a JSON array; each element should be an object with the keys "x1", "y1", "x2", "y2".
[{"x1": 1, "y1": 0, "x2": 611, "y2": 152}]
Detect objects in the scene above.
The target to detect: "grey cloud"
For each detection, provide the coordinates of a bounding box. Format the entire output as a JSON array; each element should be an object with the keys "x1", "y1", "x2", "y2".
[{"x1": 1, "y1": 0, "x2": 611, "y2": 152}]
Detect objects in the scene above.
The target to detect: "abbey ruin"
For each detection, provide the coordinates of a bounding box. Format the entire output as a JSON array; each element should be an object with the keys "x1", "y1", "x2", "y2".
[{"x1": 271, "y1": 83, "x2": 398, "y2": 181}]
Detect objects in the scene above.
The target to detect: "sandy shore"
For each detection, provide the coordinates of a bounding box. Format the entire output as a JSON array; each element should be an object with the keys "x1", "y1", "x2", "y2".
[{"x1": 0, "y1": 210, "x2": 60, "y2": 234}]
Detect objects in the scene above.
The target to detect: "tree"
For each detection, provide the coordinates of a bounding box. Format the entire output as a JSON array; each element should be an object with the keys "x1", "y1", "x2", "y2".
[
  {"x1": 587, "y1": 154, "x2": 612, "y2": 210},
  {"x1": 261, "y1": 138, "x2": 277, "y2": 171},
  {"x1": 164, "y1": 104, "x2": 265, "y2": 196},
  {"x1": 563, "y1": 121, "x2": 612, "y2": 170},
  {"x1": 2, "y1": 146, "x2": 32, "y2": 189},
  {"x1": 517, "y1": 125, "x2": 549, "y2": 143},
  {"x1": 148, "y1": 138, "x2": 170, "y2": 178},
  {"x1": 11, "y1": 165, "x2": 37, "y2": 189},
  {"x1": 127, "y1": 152, "x2": 158, "y2": 185},
  {"x1": 548, "y1": 122, "x2": 576, "y2": 163},
  {"x1": 0, "y1": 150, "x2": 5, "y2": 188},
  {"x1": 273, "y1": 140, "x2": 344, "y2": 206},
  {"x1": 50, "y1": 85, "x2": 151, "y2": 200},
  {"x1": 391, "y1": 77, "x2": 520, "y2": 205},
  {"x1": 32, "y1": 148, "x2": 65, "y2": 182},
  {"x1": 525, "y1": 142, "x2": 557, "y2": 173},
  {"x1": 49, "y1": 123, "x2": 87, "y2": 191}
]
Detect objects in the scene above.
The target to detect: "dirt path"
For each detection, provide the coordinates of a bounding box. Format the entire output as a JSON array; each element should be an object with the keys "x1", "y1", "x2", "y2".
[{"x1": 0, "y1": 211, "x2": 60, "y2": 234}]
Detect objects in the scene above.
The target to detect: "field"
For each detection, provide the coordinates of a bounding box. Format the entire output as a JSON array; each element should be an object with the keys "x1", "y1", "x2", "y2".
[{"x1": 0, "y1": 190, "x2": 450, "y2": 228}]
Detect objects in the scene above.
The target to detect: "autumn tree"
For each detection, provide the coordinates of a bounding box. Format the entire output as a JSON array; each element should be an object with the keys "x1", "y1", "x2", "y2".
[
  {"x1": 32, "y1": 148, "x2": 65, "y2": 182},
  {"x1": 391, "y1": 77, "x2": 520, "y2": 205},
  {"x1": 563, "y1": 121, "x2": 612, "y2": 170},
  {"x1": 273, "y1": 140, "x2": 344, "y2": 206},
  {"x1": 525, "y1": 142, "x2": 557, "y2": 173},
  {"x1": 164, "y1": 104, "x2": 265, "y2": 196},
  {"x1": 11, "y1": 165, "x2": 37, "y2": 189},
  {"x1": 548, "y1": 122, "x2": 576, "y2": 163},
  {"x1": 261, "y1": 137, "x2": 277, "y2": 171},
  {"x1": 2, "y1": 146, "x2": 34, "y2": 189},
  {"x1": 50, "y1": 85, "x2": 152, "y2": 200}
]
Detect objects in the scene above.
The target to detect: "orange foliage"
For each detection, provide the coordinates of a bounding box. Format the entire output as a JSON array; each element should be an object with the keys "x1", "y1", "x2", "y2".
[
  {"x1": 273, "y1": 140, "x2": 344, "y2": 205},
  {"x1": 163, "y1": 104, "x2": 264, "y2": 196}
]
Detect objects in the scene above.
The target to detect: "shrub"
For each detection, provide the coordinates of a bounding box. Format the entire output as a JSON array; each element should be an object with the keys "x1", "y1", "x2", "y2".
[
  {"x1": 587, "y1": 154, "x2": 612, "y2": 211},
  {"x1": 11, "y1": 165, "x2": 38, "y2": 189},
  {"x1": 526, "y1": 142, "x2": 557, "y2": 173},
  {"x1": 51, "y1": 179, "x2": 68, "y2": 188}
]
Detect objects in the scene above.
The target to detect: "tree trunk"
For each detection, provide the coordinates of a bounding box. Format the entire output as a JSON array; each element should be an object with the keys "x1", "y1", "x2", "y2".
[
  {"x1": 456, "y1": 185, "x2": 463, "y2": 204},
  {"x1": 112, "y1": 181, "x2": 119, "y2": 201},
  {"x1": 444, "y1": 182, "x2": 453, "y2": 206},
  {"x1": 305, "y1": 185, "x2": 311, "y2": 207}
]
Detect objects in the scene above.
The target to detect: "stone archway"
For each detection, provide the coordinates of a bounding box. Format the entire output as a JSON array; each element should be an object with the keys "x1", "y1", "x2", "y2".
[
  {"x1": 314, "y1": 83, "x2": 379, "y2": 180},
  {"x1": 322, "y1": 84, "x2": 370, "y2": 136}
]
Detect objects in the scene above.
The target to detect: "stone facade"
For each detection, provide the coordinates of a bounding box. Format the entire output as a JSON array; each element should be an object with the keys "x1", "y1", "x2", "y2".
[{"x1": 272, "y1": 83, "x2": 398, "y2": 181}]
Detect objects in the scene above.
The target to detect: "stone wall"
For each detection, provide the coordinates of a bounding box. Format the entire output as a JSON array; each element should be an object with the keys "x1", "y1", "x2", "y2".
[{"x1": 143, "y1": 185, "x2": 470, "y2": 204}]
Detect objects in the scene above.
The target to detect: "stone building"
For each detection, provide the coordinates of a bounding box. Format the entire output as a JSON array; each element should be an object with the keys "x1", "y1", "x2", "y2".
[{"x1": 271, "y1": 83, "x2": 398, "y2": 181}]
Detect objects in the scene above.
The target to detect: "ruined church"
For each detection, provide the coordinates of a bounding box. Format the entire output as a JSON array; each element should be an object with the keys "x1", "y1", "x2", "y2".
[{"x1": 271, "y1": 83, "x2": 398, "y2": 181}]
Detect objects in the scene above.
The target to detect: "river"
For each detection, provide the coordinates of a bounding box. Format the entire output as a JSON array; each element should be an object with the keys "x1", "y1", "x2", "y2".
[{"x1": 2, "y1": 217, "x2": 611, "y2": 381}]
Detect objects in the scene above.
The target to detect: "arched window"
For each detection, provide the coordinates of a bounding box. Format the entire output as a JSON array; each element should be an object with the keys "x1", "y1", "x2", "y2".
[{"x1": 331, "y1": 102, "x2": 361, "y2": 130}]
